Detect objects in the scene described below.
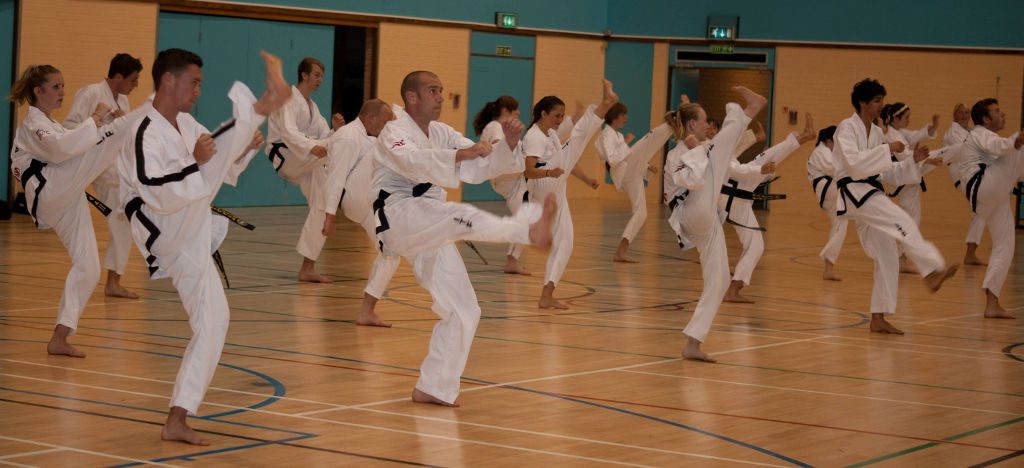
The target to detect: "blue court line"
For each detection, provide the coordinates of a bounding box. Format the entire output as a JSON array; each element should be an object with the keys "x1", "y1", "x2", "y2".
[{"x1": 6, "y1": 323, "x2": 810, "y2": 466}]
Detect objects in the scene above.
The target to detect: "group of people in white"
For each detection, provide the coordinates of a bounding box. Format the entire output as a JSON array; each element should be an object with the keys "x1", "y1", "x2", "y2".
[{"x1": 7, "y1": 46, "x2": 1020, "y2": 445}]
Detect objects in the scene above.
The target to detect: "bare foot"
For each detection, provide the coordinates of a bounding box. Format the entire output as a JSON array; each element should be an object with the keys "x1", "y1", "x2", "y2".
[
  {"x1": 822, "y1": 271, "x2": 842, "y2": 281},
  {"x1": 298, "y1": 271, "x2": 332, "y2": 284},
  {"x1": 412, "y1": 388, "x2": 458, "y2": 407},
  {"x1": 723, "y1": 280, "x2": 755, "y2": 303},
  {"x1": 46, "y1": 325, "x2": 85, "y2": 358},
  {"x1": 869, "y1": 314, "x2": 904, "y2": 335},
  {"x1": 899, "y1": 256, "x2": 918, "y2": 274},
  {"x1": 104, "y1": 282, "x2": 139, "y2": 299},
  {"x1": 923, "y1": 263, "x2": 958, "y2": 293},
  {"x1": 356, "y1": 308, "x2": 392, "y2": 327},
  {"x1": 984, "y1": 290, "x2": 1016, "y2": 319},
  {"x1": 964, "y1": 254, "x2": 986, "y2": 266},
  {"x1": 503, "y1": 256, "x2": 532, "y2": 275},
  {"x1": 612, "y1": 254, "x2": 638, "y2": 263},
  {"x1": 602, "y1": 78, "x2": 619, "y2": 107},
  {"x1": 682, "y1": 338, "x2": 716, "y2": 363},
  {"x1": 253, "y1": 50, "x2": 292, "y2": 116},
  {"x1": 528, "y1": 194, "x2": 557, "y2": 248},
  {"x1": 538, "y1": 296, "x2": 569, "y2": 310},
  {"x1": 162, "y1": 407, "x2": 210, "y2": 445},
  {"x1": 732, "y1": 86, "x2": 767, "y2": 118}
]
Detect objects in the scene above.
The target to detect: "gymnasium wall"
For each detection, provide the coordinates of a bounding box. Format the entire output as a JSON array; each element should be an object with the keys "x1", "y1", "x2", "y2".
[
  {"x1": 0, "y1": 0, "x2": 13, "y2": 200},
  {"x1": 770, "y1": 47, "x2": 1024, "y2": 230}
]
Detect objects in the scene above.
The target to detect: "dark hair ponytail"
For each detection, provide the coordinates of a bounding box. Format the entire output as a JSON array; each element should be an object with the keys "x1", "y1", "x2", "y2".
[
  {"x1": 531, "y1": 96, "x2": 565, "y2": 127},
  {"x1": 472, "y1": 95, "x2": 519, "y2": 135}
]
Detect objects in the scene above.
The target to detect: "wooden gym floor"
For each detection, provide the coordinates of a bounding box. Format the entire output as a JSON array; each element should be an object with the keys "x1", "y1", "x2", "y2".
[{"x1": 0, "y1": 196, "x2": 1021, "y2": 467}]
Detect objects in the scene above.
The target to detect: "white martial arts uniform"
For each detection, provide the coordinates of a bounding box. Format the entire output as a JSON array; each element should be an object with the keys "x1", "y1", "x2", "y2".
[
  {"x1": 883, "y1": 125, "x2": 935, "y2": 227},
  {"x1": 11, "y1": 106, "x2": 138, "y2": 334},
  {"x1": 525, "y1": 107, "x2": 603, "y2": 286},
  {"x1": 482, "y1": 120, "x2": 530, "y2": 260},
  {"x1": 663, "y1": 103, "x2": 751, "y2": 342},
  {"x1": 958, "y1": 126, "x2": 1024, "y2": 298},
  {"x1": 806, "y1": 143, "x2": 849, "y2": 264},
  {"x1": 718, "y1": 133, "x2": 802, "y2": 285},
  {"x1": 833, "y1": 112, "x2": 946, "y2": 314},
  {"x1": 63, "y1": 81, "x2": 134, "y2": 276},
  {"x1": 594, "y1": 123, "x2": 673, "y2": 243},
  {"x1": 323, "y1": 117, "x2": 401, "y2": 299},
  {"x1": 373, "y1": 109, "x2": 533, "y2": 404},
  {"x1": 266, "y1": 86, "x2": 338, "y2": 263},
  {"x1": 943, "y1": 122, "x2": 985, "y2": 245},
  {"x1": 119, "y1": 83, "x2": 263, "y2": 414}
]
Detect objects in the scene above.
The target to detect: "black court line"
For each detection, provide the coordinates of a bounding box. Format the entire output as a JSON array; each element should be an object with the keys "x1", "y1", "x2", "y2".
[
  {"x1": 0, "y1": 397, "x2": 440, "y2": 467},
  {"x1": 969, "y1": 449, "x2": 1024, "y2": 467}
]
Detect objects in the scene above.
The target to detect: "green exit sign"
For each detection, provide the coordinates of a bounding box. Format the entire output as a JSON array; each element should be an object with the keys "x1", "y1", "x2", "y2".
[
  {"x1": 496, "y1": 46, "x2": 512, "y2": 56},
  {"x1": 708, "y1": 26, "x2": 734, "y2": 40},
  {"x1": 496, "y1": 12, "x2": 517, "y2": 29},
  {"x1": 709, "y1": 43, "x2": 735, "y2": 54}
]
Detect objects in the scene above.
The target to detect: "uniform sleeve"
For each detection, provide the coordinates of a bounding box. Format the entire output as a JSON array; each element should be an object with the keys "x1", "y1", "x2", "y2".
[
  {"x1": 627, "y1": 122, "x2": 673, "y2": 164},
  {"x1": 669, "y1": 147, "x2": 707, "y2": 190},
  {"x1": 202, "y1": 82, "x2": 267, "y2": 197},
  {"x1": 734, "y1": 129, "x2": 757, "y2": 154},
  {"x1": 63, "y1": 87, "x2": 96, "y2": 128},
  {"x1": 523, "y1": 130, "x2": 547, "y2": 158},
  {"x1": 974, "y1": 131, "x2": 1019, "y2": 158},
  {"x1": 598, "y1": 128, "x2": 630, "y2": 166},
  {"x1": 375, "y1": 123, "x2": 460, "y2": 188},
  {"x1": 22, "y1": 117, "x2": 100, "y2": 164},
  {"x1": 903, "y1": 125, "x2": 935, "y2": 146},
  {"x1": 752, "y1": 132, "x2": 801, "y2": 168},
  {"x1": 459, "y1": 133, "x2": 524, "y2": 184},
  {"x1": 728, "y1": 159, "x2": 766, "y2": 184},
  {"x1": 556, "y1": 116, "x2": 574, "y2": 143},
  {"x1": 835, "y1": 121, "x2": 893, "y2": 180},
  {"x1": 879, "y1": 157, "x2": 922, "y2": 187}
]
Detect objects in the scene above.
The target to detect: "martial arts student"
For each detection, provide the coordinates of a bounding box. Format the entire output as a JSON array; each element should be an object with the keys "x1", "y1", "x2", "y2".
[
  {"x1": 832, "y1": 79, "x2": 957, "y2": 335},
  {"x1": 880, "y1": 102, "x2": 939, "y2": 274},
  {"x1": 958, "y1": 98, "x2": 1024, "y2": 319},
  {"x1": 593, "y1": 102, "x2": 673, "y2": 263},
  {"x1": 720, "y1": 115, "x2": 817, "y2": 303},
  {"x1": 322, "y1": 98, "x2": 398, "y2": 327},
  {"x1": 806, "y1": 125, "x2": 849, "y2": 281},
  {"x1": 472, "y1": 96, "x2": 532, "y2": 275},
  {"x1": 119, "y1": 48, "x2": 290, "y2": 444},
  {"x1": 662, "y1": 86, "x2": 766, "y2": 361},
  {"x1": 373, "y1": 70, "x2": 556, "y2": 406},
  {"x1": 63, "y1": 53, "x2": 143, "y2": 299},
  {"x1": 9, "y1": 64, "x2": 141, "y2": 357},
  {"x1": 943, "y1": 103, "x2": 986, "y2": 265},
  {"x1": 266, "y1": 57, "x2": 344, "y2": 283},
  {"x1": 525, "y1": 91, "x2": 611, "y2": 309}
]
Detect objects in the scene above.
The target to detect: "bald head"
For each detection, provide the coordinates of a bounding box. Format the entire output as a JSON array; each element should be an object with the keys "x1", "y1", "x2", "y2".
[
  {"x1": 400, "y1": 71, "x2": 437, "y2": 103},
  {"x1": 358, "y1": 98, "x2": 394, "y2": 137},
  {"x1": 400, "y1": 70, "x2": 443, "y2": 124}
]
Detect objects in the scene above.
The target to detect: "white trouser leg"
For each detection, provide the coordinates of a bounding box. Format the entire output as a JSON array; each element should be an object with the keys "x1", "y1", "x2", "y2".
[
  {"x1": 94, "y1": 167, "x2": 132, "y2": 275},
  {"x1": 819, "y1": 211, "x2": 848, "y2": 264},
  {"x1": 378, "y1": 198, "x2": 534, "y2": 258},
  {"x1": 682, "y1": 215, "x2": 729, "y2": 343},
  {"x1": 857, "y1": 220, "x2": 899, "y2": 314},
  {"x1": 365, "y1": 253, "x2": 400, "y2": 299},
  {"x1": 504, "y1": 182, "x2": 527, "y2": 259},
  {"x1": 620, "y1": 178, "x2": 648, "y2": 243},
  {"x1": 965, "y1": 213, "x2": 985, "y2": 245},
  {"x1": 410, "y1": 243, "x2": 481, "y2": 404},
  {"x1": 45, "y1": 198, "x2": 100, "y2": 333},
  {"x1": 974, "y1": 153, "x2": 1024, "y2": 297},
  {"x1": 846, "y1": 195, "x2": 944, "y2": 276},
  {"x1": 165, "y1": 239, "x2": 230, "y2": 415},
  {"x1": 728, "y1": 205, "x2": 763, "y2": 285},
  {"x1": 543, "y1": 193, "x2": 574, "y2": 286},
  {"x1": 297, "y1": 170, "x2": 328, "y2": 261},
  {"x1": 895, "y1": 187, "x2": 922, "y2": 257}
]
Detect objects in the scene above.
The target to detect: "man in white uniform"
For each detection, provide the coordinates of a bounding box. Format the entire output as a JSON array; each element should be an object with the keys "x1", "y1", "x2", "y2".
[
  {"x1": 63, "y1": 53, "x2": 143, "y2": 298},
  {"x1": 374, "y1": 70, "x2": 555, "y2": 406},
  {"x1": 119, "y1": 48, "x2": 290, "y2": 445},
  {"x1": 266, "y1": 57, "x2": 344, "y2": 283},
  {"x1": 959, "y1": 98, "x2": 1024, "y2": 319},
  {"x1": 832, "y1": 79, "x2": 958, "y2": 335},
  {"x1": 943, "y1": 103, "x2": 986, "y2": 266},
  {"x1": 322, "y1": 98, "x2": 398, "y2": 327}
]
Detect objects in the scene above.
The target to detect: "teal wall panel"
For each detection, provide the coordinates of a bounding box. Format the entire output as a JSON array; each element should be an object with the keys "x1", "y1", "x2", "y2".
[
  {"x1": 462, "y1": 32, "x2": 534, "y2": 202},
  {"x1": 0, "y1": 0, "x2": 14, "y2": 200},
  {"x1": 157, "y1": 12, "x2": 334, "y2": 207}
]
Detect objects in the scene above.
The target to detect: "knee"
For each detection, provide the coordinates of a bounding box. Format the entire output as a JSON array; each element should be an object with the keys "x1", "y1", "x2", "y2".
[{"x1": 635, "y1": 204, "x2": 647, "y2": 221}]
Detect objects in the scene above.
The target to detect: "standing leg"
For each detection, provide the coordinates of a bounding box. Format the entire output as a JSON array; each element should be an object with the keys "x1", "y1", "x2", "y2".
[
  {"x1": 820, "y1": 210, "x2": 848, "y2": 281},
  {"x1": 614, "y1": 178, "x2": 647, "y2": 263},
  {"x1": 963, "y1": 212, "x2": 987, "y2": 265},
  {"x1": 723, "y1": 206, "x2": 762, "y2": 303},
  {"x1": 410, "y1": 244, "x2": 482, "y2": 406},
  {"x1": 46, "y1": 199, "x2": 101, "y2": 357},
  {"x1": 94, "y1": 171, "x2": 138, "y2": 299},
  {"x1": 978, "y1": 197, "x2": 1015, "y2": 319},
  {"x1": 681, "y1": 219, "x2": 729, "y2": 362},
  {"x1": 503, "y1": 183, "x2": 531, "y2": 275},
  {"x1": 540, "y1": 194, "x2": 573, "y2": 309},
  {"x1": 857, "y1": 221, "x2": 903, "y2": 334},
  {"x1": 357, "y1": 253, "x2": 400, "y2": 327}
]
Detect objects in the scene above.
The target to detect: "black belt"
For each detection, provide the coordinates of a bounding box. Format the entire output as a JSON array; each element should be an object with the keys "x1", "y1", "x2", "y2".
[
  {"x1": 812, "y1": 175, "x2": 833, "y2": 209},
  {"x1": 268, "y1": 142, "x2": 287, "y2": 172},
  {"x1": 954, "y1": 179, "x2": 961, "y2": 189},
  {"x1": 964, "y1": 164, "x2": 986, "y2": 213},
  {"x1": 836, "y1": 175, "x2": 883, "y2": 216},
  {"x1": 20, "y1": 159, "x2": 47, "y2": 226},
  {"x1": 535, "y1": 161, "x2": 547, "y2": 168},
  {"x1": 125, "y1": 197, "x2": 162, "y2": 277},
  {"x1": 668, "y1": 190, "x2": 689, "y2": 210},
  {"x1": 373, "y1": 183, "x2": 435, "y2": 249},
  {"x1": 211, "y1": 206, "x2": 256, "y2": 231},
  {"x1": 720, "y1": 179, "x2": 784, "y2": 231},
  {"x1": 86, "y1": 192, "x2": 111, "y2": 216}
]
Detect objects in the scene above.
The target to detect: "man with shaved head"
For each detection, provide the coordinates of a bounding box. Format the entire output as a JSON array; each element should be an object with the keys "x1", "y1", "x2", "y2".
[
  {"x1": 373, "y1": 70, "x2": 555, "y2": 406},
  {"x1": 322, "y1": 98, "x2": 398, "y2": 327}
]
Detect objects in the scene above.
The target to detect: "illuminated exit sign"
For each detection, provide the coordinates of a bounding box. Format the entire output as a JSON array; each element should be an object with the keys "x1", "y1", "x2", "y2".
[{"x1": 496, "y1": 12, "x2": 517, "y2": 29}]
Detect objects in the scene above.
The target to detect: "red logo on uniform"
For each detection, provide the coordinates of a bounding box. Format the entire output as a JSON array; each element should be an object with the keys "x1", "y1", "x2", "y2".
[{"x1": 390, "y1": 139, "x2": 406, "y2": 149}]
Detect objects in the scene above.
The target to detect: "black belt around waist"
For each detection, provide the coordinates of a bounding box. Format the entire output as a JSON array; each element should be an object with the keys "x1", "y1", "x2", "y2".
[
  {"x1": 125, "y1": 197, "x2": 162, "y2": 277},
  {"x1": 20, "y1": 159, "x2": 47, "y2": 226},
  {"x1": 211, "y1": 205, "x2": 256, "y2": 231},
  {"x1": 268, "y1": 142, "x2": 287, "y2": 172},
  {"x1": 372, "y1": 182, "x2": 434, "y2": 251},
  {"x1": 720, "y1": 179, "x2": 784, "y2": 231},
  {"x1": 668, "y1": 190, "x2": 689, "y2": 210},
  {"x1": 812, "y1": 175, "x2": 833, "y2": 209},
  {"x1": 964, "y1": 164, "x2": 987, "y2": 213},
  {"x1": 836, "y1": 175, "x2": 883, "y2": 216}
]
